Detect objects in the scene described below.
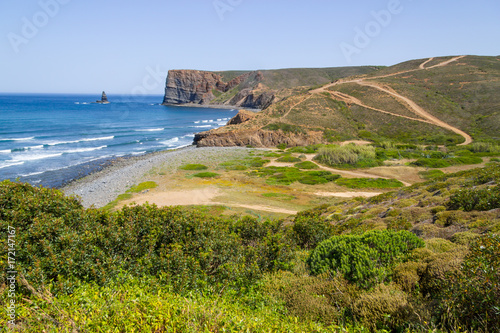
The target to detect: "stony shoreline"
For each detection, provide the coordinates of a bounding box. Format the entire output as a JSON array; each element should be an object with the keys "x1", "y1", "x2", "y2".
[{"x1": 61, "y1": 145, "x2": 248, "y2": 208}]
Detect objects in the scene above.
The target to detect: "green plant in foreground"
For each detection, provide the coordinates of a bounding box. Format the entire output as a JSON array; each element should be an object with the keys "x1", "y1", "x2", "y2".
[
  {"x1": 307, "y1": 230, "x2": 425, "y2": 289},
  {"x1": 438, "y1": 234, "x2": 500, "y2": 331}
]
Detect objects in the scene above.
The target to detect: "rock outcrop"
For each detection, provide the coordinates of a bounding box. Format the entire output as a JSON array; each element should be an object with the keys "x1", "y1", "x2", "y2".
[
  {"x1": 194, "y1": 129, "x2": 323, "y2": 148},
  {"x1": 226, "y1": 110, "x2": 256, "y2": 125},
  {"x1": 162, "y1": 70, "x2": 274, "y2": 109},
  {"x1": 95, "y1": 91, "x2": 109, "y2": 104}
]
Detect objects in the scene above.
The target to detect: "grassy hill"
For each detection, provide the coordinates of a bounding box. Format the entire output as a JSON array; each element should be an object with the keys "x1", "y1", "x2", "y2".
[
  {"x1": 1, "y1": 163, "x2": 499, "y2": 331},
  {"x1": 199, "y1": 55, "x2": 500, "y2": 147}
]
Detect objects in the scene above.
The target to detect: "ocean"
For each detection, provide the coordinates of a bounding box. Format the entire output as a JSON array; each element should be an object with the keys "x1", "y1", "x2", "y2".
[{"x1": 0, "y1": 94, "x2": 238, "y2": 188}]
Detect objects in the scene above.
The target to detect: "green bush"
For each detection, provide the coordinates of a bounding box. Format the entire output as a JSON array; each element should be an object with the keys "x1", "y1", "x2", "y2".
[
  {"x1": 127, "y1": 181, "x2": 157, "y2": 193},
  {"x1": 180, "y1": 164, "x2": 208, "y2": 170},
  {"x1": 335, "y1": 178, "x2": 404, "y2": 189},
  {"x1": 447, "y1": 186, "x2": 500, "y2": 211},
  {"x1": 292, "y1": 209, "x2": 334, "y2": 249},
  {"x1": 0, "y1": 180, "x2": 294, "y2": 296},
  {"x1": 314, "y1": 144, "x2": 378, "y2": 168},
  {"x1": 307, "y1": 230, "x2": 425, "y2": 289},
  {"x1": 250, "y1": 167, "x2": 339, "y2": 186},
  {"x1": 294, "y1": 161, "x2": 319, "y2": 169},
  {"x1": 276, "y1": 156, "x2": 302, "y2": 163},
  {"x1": 438, "y1": 234, "x2": 500, "y2": 331},
  {"x1": 193, "y1": 172, "x2": 220, "y2": 178}
]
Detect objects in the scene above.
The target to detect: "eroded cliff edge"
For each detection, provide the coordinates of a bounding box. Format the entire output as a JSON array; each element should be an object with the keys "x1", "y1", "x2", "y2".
[{"x1": 162, "y1": 70, "x2": 275, "y2": 109}]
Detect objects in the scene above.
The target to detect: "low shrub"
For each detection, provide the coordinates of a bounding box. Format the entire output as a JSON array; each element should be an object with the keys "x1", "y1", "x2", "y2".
[
  {"x1": 127, "y1": 181, "x2": 157, "y2": 193},
  {"x1": 193, "y1": 172, "x2": 220, "y2": 178},
  {"x1": 264, "y1": 123, "x2": 305, "y2": 134},
  {"x1": 438, "y1": 234, "x2": 500, "y2": 331},
  {"x1": 307, "y1": 230, "x2": 425, "y2": 289},
  {"x1": 446, "y1": 186, "x2": 500, "y2": 211},
  {"x1": 180, "y1": 164, "x2": 208, "y2": 170},
  {"x1": 294, "y1": 161, "x2": 319, "y2": 169},
  {"x1": 314, "y1": 144, "x2": 378, "y2": 168},
  {"x1": 335, "y1": 178, "x2": 404, "y2": 189},
  {"x1": 276, "y1": 156, "x2": 302, "y2": 163}
]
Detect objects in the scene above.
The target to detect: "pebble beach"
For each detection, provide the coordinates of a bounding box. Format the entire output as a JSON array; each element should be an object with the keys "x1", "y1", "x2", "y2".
[{"x1": 61, "y1": 145, "x2": 248, "y2": 208}]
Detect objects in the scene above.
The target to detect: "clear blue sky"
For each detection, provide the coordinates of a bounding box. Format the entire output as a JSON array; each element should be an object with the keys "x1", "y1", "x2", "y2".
[{"x1": 1, "y1": 0, "x2": 499, "y2": 94}]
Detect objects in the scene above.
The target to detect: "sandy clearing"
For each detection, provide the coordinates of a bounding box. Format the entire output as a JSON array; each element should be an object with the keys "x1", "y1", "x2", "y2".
[
  {"x1": 119, "y1": 187, "x2": 298, "y2": 215},
  {"x1": 314, "y1": 191, "x2": 381, "y2": 198},
  {"x1": 121, "y1": 187, "x2": 221, "y2": 206}
]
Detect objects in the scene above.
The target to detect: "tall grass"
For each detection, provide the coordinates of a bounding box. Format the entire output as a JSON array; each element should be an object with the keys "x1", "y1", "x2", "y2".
[{"x1": 314, "y1": 144, "x2": 376, "y2": 167}]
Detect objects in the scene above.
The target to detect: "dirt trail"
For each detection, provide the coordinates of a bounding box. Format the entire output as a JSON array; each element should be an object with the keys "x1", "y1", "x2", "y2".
[
  {"x1": 357, "y1": 80, "x2": 473, "y2": 145},
  {"x1": 419, "y1": 57, "x2": 434, "y2": 69},
  {"x1": 310, "y1": 56, "x2": 472, "y2": 145}
]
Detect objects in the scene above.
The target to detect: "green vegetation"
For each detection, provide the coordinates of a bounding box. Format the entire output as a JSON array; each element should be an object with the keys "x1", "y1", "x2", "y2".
[
  {"x1": 314, "y1": 144, "x2": 381, "y2": 169},
  {"x1": 126, "y1": 181, "x2": 157, "y2": 193},
  {"x1": 192, "y1": 172, "x2": 220, "y2": 178},
  {"x1": 411, "y1": 156, "x2": 483, "y2": 168},
  {"x1": 276, "y1": 155, "x2": 302, "y2": 163},
  {"x1": 249, "y1": 166, "x2": 340, "y2": 186},
  {"x1": 219, "y1": 156, "x2": 269, "y2": 170},
  {"x1": 447, "y1": 185, "x2": 500, "y2": 211},
  {"x1": 1, "y1": 165, "x2": 500, "y2": 331},
  {"x1": 308, "y1": 230, "x2": 425, "y2": 289},
  {"x1": 419, "y1": 169, "x2": 445, "y2": 179},
  {"x1": 263, "y1": 122, "x2": 306, "y2": 134},
  {"x1": 180, "y1": 163, "x2": 208, "y2": 170},
  {"x1": 335, "y1": 178, "x2": 404, "y2": 189},
  {"x1": 294, "y1": 161, "x2": 319, "y2": 169},
  {"x1": 262, "y1": 192, "x2": 295, "y2": 200}
]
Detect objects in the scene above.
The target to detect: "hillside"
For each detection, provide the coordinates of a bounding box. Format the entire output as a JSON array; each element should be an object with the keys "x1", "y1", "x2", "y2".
[
  {"x1": 2, "y1": 163, "x2": 499, "y2": 331},
  {"x1": 161, "y1": 66, "x2": 381, "y2": 109},
  {"x1": 194, "y1": 55, "x2": 500, "y2": 147}
]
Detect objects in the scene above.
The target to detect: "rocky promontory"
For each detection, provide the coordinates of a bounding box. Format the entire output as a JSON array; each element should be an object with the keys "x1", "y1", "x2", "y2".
[{"x1": 162, "y1": 70, "x2": 275, "y2": 109}]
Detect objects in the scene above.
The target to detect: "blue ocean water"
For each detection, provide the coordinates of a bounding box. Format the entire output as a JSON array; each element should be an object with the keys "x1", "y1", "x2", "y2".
[{"x1": 0, "y1": 94, "x2": 237, "y2": 187}]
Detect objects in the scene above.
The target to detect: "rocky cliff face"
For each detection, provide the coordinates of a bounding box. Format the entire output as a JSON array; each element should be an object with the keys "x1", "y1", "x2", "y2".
[
  {"x1": 162, "y1": 70, "x2": 274, "y2": 109},
  {"x1": 194, "y1": 129, "x2": 323, "y2": 148}
]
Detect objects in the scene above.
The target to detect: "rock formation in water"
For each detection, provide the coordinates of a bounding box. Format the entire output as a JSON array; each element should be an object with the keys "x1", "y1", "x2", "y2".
[{"x1": 95, "y1": 91, "x2": 109, "y2": 104}]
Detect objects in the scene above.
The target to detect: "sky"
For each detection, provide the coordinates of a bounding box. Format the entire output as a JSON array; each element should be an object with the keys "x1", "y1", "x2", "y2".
[{"x1": 1, "y1": 0, "x2": 499, "y2": 94}]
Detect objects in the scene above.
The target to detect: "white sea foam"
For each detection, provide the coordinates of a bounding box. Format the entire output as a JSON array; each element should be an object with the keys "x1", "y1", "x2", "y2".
[
  {"x1": 194, "y1": 121, "x2": 200, "y2": 124},
  {"x1": 217, "y1": 119, "x2": 222, "y2": 121},
  {"x1": 65, "y1": 146, "x2": 107, "y2": 154},
  {"x1": 0, "y1": 161, "x2": 25, "y2": 169},
  {"x1": 11, "y1": 153, "x2": 63, "y2": 162},
  {"x1": 0, "y1": 149, "x2": 11, "y2": 154},
  {"x1": 191, "y1": 125, "x2": 212, "y2": 128},
  {"x1": 202, "y1": 120, "x2": 208, "y2": 123},
  {"x1": 81, "y1": 136, "x2": 114, "y2": 142},
  {"x1": 135, "y1": 128, "x2": 164, "y2": 132},
  {"x1": 75, "y1": 102, "x2": 80, "y2": 104},
  {"x1": 208, "y1": 120, "x2": 214, "y2": 122},
  {"x1": 0, "y1": 136, "x2": 35, "y2": 142},
  {"x1": 160, "y1": 137, "x2": 180, "y2": 146}
]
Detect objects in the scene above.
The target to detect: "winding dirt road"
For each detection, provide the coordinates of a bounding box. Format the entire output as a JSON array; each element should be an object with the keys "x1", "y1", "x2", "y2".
[{"x1": 309, "y1": 56, "x2": 472, "y2": 145}]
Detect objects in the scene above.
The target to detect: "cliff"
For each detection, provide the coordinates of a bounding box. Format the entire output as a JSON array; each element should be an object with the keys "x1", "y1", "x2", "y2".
[
  {"x1": 162, "y1": 66, "x2": 380, "y2": 110},
  {"x1": 162, "y1": 70, "x2": 273, "y2": 109}
]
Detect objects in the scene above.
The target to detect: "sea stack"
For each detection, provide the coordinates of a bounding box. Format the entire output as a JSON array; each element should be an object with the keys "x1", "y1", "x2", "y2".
[{"x1": 96, "y1": 91, "x2": 109, "y2": 104}]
